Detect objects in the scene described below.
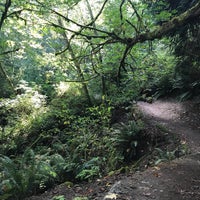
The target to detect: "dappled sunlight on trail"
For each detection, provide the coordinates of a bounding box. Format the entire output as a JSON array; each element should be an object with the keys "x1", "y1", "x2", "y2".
[
  {"x1": 137, "y1": 100, "x2": 184, "y2": 121},
  {"x1": 137, "y1": 99, "x2": 200, "y2": 153}
]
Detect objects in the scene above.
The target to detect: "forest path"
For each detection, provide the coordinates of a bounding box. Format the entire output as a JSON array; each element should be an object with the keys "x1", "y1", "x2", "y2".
[
  {"x1": 102, "y1": 99, "x2": 200, "y2": 200},
  {"x1": 28, "y1": 99, "x2": 200, "y2": 200},
  {"x1": 137, "y1": 99, "x2": 200, "y2": 152}
]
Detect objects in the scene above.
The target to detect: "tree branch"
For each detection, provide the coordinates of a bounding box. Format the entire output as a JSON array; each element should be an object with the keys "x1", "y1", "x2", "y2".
[
  {"x1": 0, "y1": 48, "x2": 20, "y2": 56},
  {"x1": 120, "y1": 0, "x2": 126, "y2": 21},
  {"x1": 40, "y1": 0, "x2": 200, "y2": 77},
  {"x1": 126, "y1": 2, "x2": 200, "y2": 47},
  {"x1": 53, "y1": 1, "x2": 200, "y2": 50},
  {"x1": 118, "y1": 45, "x2": 131, "y2": 81},
  {"x1": 49, "y1": 9, "x2": 122, "y2": 39},
  {"x1": 126, "y1": 19, "x2": 138, "y2": 34},
  {"x1": 0, "y1": 0, "x2": 11, "y2": 31},
  {"x1": 127, "y1": 0, "x2": 145, "y2": 32},
  {"x1": 86, "y1": 0, "x2": 108, "y2": 27},
  {"x1": 47, "y1": 20, "x2": 109, "y2": 40},
  {"x1": 117, "y1": 2, "x2": 200, "y2": 78}
]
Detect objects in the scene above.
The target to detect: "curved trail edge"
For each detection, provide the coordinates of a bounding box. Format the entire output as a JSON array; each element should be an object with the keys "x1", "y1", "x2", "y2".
[{"x1": 103, "y1": 99, "x2": 200, "y2": 200}]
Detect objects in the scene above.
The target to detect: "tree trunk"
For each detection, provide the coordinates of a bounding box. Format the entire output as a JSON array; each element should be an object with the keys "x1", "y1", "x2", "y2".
[
  {"x1": 58, "y1": 19, "x2": 92, "y2": 105},
  {"x1": 85, "y1": 0, "x2": 107, "y2": 100},
  {"x1": 0, "y1": 62, "x2": 15, "y2": 92}
]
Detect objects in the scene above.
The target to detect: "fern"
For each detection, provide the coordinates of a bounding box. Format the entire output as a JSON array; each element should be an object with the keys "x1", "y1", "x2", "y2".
[
  {"x1": 0, "y1": 150, "x2": 59, "y2": 199},
  {"x1": 75, "y1": 157, "x2": 100, "y2": 181},
  {"x1": 114, "y1": 121, "x2": 144, "y2": 162}
]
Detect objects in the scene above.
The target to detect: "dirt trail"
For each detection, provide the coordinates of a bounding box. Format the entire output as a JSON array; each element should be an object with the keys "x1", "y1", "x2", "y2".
[
  {"x1": 102, "y1": 99, "x2": 200, "y2": 200},
  {"x1": 137, "y1": 100, "x2": 200, "y2": 152},
  {"x1": 27, "y1": 99, "x2": 200, "y2": 200}
]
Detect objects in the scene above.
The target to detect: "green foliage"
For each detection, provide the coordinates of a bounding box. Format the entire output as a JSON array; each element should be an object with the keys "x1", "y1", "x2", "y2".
[
  {"x1": 53, "y1": 195, "x2": 65, "y2": 200},
  {"x1": 154, "y1": 148, "x2": 176, "y2": 165},
  {"x1": 154, "y1": 141, "x2": 189, "y2": 165},
  {"x1": 167, "y1": 1, "x2": 200, "y2": 99},
  {"x1": 0, "y1": 88, "x2": 125, "y2": 198},
  {"x1": 73, "y1": 197, "x2": 88, "y2": 200},
  {"x1": 75, "y1": 157, "x2": 100, "y2": 180},
  {"x1": 86, "y1": 103, "x2": 112, "y2": 126},
  {"x1": 0, "y1": 84, "x2": 48, "y2": 154},
  {"x1": 0, "y1": 76, "x2": 14, "y2": 98},
  {"x1": 0, "y1": 150, "x2": 58, "y2": 199},
  {"x1": 134, "y1": 40, "x2": 176, "y2": 99},
  {"x1": 114, "y1": 120, "x2": 144, "y2": 162},
  {"x1": 173, "y1": 58, "x2": 200, "y2": 100}
]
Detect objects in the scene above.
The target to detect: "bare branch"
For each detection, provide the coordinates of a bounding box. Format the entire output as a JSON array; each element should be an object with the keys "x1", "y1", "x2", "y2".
[
  {"x1": 47, "y1": 20, "x2": 109, "y2": 40},
  {"x1": 126, "y1": 19, "x2": 138, "y2": 34},
  {"x1": 50, "y1": 9, "x2": 119, "y2": 38},
  {"x1": 127, "y1": 0, "x2": 147, "y2": 32},
  {"x1": 59, "y1": 75, "x2": 99, "y2": 83},
  {"x1": 6, "y1": 9, "x2": 23, "y2": 18},
  {"x1": 120, "y1": 0, "x2": 126, "y2": 21},
  {"x1": 0, "y1": 48, "x2": 20, "y2": 56},
  {"x1": 118, "y1": 45, "x2": 131, "y2": 78},
  {"x1": 87, "y1": 0, "x2": 109, "y2": 27},
  {"x1": 0, "y1": 0, "x2": 11, "y2": 30}
]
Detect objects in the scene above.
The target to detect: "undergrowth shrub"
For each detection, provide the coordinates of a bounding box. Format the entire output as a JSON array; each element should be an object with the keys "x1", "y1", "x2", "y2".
[
  {"x1": 0, "y1": 83, "x2": 155, "y2": 199},
  {"x1": 0, "y1": 84, "x2": 47, "y2": 155},
  {"x1": 1, "y1": 94, "x2": 119, "y2": 199},
  {"x1": 135, "y1": 40, "x2": 178, "y2": 100},
  {"x1": 75, "y1": 157, "x2": 101, "y2": 181},
  {"x1": 113, "y1": 120, "x2": 145, "y2": 162},
  {"x1": 0, "y1": 150, "x2": 57, "y2": 200}
]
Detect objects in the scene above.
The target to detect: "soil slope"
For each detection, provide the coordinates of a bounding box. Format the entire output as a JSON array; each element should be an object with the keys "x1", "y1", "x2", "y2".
[{"x1": 27, "y1": 99, "x2": 200, "y2": 200}]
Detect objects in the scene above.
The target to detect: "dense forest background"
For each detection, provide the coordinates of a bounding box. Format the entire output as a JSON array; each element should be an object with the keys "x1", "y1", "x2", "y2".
[{"x1": 0, "y1": 0, "x2": 200, "y2": 199}]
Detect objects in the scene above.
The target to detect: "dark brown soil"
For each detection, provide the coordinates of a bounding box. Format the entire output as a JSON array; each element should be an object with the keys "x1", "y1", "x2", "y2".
[{"x1": 27, "y1": 99, "x2": 200, "y2": 200}]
